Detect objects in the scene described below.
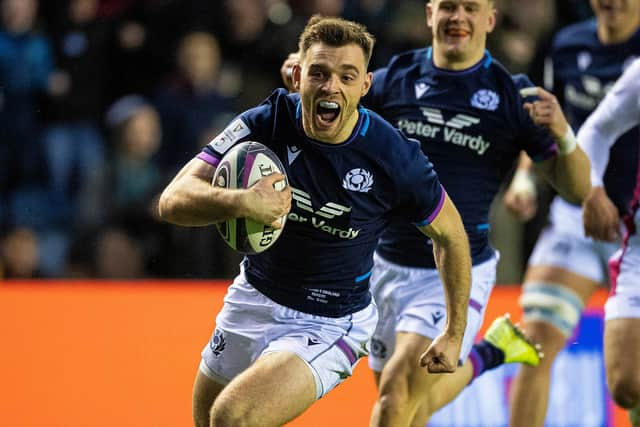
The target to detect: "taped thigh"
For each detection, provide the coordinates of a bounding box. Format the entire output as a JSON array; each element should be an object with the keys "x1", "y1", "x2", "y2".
[{"x1": 519, "y1": 282, "x2": 585, "y2": 337}]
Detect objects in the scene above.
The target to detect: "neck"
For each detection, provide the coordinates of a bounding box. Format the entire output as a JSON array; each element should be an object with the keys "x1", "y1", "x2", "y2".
[
  {"x1": 598, "y1": 19, "x2": 640, "y2": 45},
  {"x1": 432, "y1": 44, "x2": 485, "y2": 71}
]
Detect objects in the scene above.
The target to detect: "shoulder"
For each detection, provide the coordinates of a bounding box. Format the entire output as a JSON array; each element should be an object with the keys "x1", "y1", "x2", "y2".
[
  {"x1": 552, "y1": 19, "x2": 597, "y2": 50},
  {"x1": 378, "y1": 48, "x2": 427, "y2": 78},
  {"x1": 363, "y1": 108, "x2": 423, "y2": 160},
  {"x1": 243, "y1": 88, "x2": 297, "y2": 122}
]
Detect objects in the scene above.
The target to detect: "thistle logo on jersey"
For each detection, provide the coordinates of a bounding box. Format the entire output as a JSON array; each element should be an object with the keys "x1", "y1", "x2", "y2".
[
  {"x1": 471, "y1": 89, "x2": 500, "y2": 111},
  {"x1": 342, "y1": 168, "x2": 374, "y2": 193},
  {"x1": 289, "y1": 187, "x2": 361, "y2": 239},
  {"x1": 397, "y1": 107, "x2": 491, "y2": 155}
]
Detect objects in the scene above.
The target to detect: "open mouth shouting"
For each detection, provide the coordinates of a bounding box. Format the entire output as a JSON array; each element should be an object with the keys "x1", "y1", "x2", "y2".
[{"x1": 315, "y1": 100, "x2": 341, "y2": 129}]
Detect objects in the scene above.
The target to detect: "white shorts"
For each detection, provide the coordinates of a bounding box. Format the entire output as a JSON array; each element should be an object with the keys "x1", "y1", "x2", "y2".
[
  {"x1": 199, "y1": 273, "x2": 378, "y2": 400},
  {"x1": 368, "y1": 251, "x2": 498, "y2": 372},
  {"x1": 528, "y1": 222, "x2": 618, "y2": 284},
  {"x1": 606, "y1": 210, "x2": 640, "y2": 321}
]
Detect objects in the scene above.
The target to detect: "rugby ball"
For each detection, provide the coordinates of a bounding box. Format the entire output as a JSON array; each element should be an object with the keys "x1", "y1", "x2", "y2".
[{"x1": 212, "y1": 141, "x2": 288, "y2": 254}]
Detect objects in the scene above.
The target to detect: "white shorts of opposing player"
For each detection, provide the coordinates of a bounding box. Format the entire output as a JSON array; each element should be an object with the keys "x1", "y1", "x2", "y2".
[
  {"x1": 522, "y1": 197, "x2": 620, "y2": 335},
  {"x1": 606, "y1": 208, "x2": 640, "y2": 321},
  {"x1": 199, "y1": 270, "x2": 378, "y2": 400},
  {"x1": 367, "y1": 251, "x2": 498, "y2": 372}
]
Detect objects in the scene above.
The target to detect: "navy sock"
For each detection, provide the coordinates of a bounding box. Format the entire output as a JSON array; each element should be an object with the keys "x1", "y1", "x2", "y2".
[{"x1": 467, "y1": 340, "x2": 505, "y2": 384}]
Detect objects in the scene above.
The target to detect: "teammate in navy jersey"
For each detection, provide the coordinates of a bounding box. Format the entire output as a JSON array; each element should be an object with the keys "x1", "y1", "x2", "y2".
[
  {"x1": 579, "y1": 57, "x2": 640, "y2": 427},
  {"x1": 362, "y1": 1, "x2": 590, "y2": 426},
  {"x1": 505, "y1": 1, "x2": 640, "y2": 425},
  {"x1": 158, "y1": 16, "x2": 472, "y2": 427},
  {"x1": 281, "y1": 2, "x2": 590, "y2": 426}
]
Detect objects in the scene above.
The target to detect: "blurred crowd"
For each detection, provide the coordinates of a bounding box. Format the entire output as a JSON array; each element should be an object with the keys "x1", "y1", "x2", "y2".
[{"x1": 0, "y1": 0, "x2": 593, "y2": 280}]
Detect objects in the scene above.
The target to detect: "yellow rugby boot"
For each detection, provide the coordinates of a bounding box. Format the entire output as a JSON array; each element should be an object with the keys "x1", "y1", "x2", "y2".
[{"x1": 483, "y1": 314, "x2": 543, "y2": 366}]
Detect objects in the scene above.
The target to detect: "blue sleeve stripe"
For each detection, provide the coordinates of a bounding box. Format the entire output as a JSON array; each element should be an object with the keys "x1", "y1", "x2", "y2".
[
  {"x1": 355, "y1": 270, "x2": 372, "y2": 283},
  {"x1": 359, "y1": 108, "x2": 371, "y2": 136},
  {"x1": 476, "y1": 223, "x2": 490, "y2": 231}
]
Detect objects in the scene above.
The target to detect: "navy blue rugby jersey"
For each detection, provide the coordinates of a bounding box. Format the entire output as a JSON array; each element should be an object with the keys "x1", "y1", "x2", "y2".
[
  {"x1": 548, "y1": 18, "x2": 640, "y2": 215},
  {"x1": 363, "y1": 47, "x2": 557, "y2": 268},
  {"x1": 198, "y1": 88, "x2": 444, "y2": 317}
]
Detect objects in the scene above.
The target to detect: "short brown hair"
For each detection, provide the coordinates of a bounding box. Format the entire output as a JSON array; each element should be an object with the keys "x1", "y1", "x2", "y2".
[{"x1": 298, "y1": 15, "x2": 376, "y2": 66}]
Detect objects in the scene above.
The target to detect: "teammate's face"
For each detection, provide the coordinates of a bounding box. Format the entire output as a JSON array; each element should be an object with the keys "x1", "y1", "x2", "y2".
[
  {"x1": 591, "y1": 0, "x2": 640, "y2": 32},
  {"x1": 293, "y1": 42, "x2": 372, "y2": 143},
  {"x1": 427, "y1": 0, "x2": 496, "y2": 69}
]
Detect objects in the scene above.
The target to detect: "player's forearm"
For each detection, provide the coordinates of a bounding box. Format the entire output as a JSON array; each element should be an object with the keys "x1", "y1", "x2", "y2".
[
  {"x1": 432, "y1": 236, "x2": 471, "y2": 339},
  {"x1": 423, "y1": 195, "x2": 471, "y2": 339},
  {"x1": 539, "y1": 147, "x2": 591, "y2": 205},
  {"x1": 159, "y1": 175, "x2": 245, "y2": 226}
]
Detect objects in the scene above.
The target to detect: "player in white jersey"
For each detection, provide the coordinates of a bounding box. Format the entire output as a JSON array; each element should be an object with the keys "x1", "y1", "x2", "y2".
[
  {"x1": 505, "y1": 1, "x2": 640, "y2": 425},
  {"x1": 159, "y1": 16, "x2": 472, "y2": 427},
  {"x1": 579, "y1": 58, "x2": 640, "y2": 427}
]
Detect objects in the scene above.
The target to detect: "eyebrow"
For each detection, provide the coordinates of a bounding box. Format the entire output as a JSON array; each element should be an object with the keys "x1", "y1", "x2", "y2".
[{"x1": 309, "y1": 63, "x2": 361, "y2": 74}]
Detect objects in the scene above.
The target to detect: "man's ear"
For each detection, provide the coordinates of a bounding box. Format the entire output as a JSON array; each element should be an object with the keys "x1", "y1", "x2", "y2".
[
  {"x1": 426, "y1": 1, "x2": 434, "y2": 29},
  {"x1": 292, "y1": 63, "x2": 302, "y2": 91},
  {"x1": 487, "y1": 8, "x2": 497, "y2": 33},
  {"x1": 361, "y1": 71, "x2": 372, "y2": 97}
]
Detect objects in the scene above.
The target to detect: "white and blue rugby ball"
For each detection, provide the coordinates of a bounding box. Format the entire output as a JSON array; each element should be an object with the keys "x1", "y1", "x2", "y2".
[{"x1": 212, "y1": 141, "x2": 288, "y2": 254}]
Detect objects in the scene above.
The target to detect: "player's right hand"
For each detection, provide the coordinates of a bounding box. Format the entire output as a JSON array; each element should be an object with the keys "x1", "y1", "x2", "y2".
[
  {"x1": 521, "y1": 87, "x2": 568, "y2": 140},
  {"x1": 244, "y1": 173, "x2": 291, "y2": 228},
  {"x1": 280, "y1": 52, "x2": 300, "y2": 93},
  {"x1": 419, "y1": 333, "x2": 461, "y2": 374},
  {"x1": 583, "y1": 186, "x2": 620, "y2": 242}
]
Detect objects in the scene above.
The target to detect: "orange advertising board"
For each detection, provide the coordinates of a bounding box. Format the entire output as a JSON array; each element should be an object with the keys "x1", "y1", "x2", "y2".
[{"x1": 0, "y1": 282, "x2": 628, "y2": 427}]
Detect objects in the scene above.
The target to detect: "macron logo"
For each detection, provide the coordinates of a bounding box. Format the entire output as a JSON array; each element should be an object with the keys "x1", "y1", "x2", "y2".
[
  {"x1": 415, "y1": 82, "x2": 430, "y2": 99},
  {"x1": 287, "y1": 145, "x2": 302, "y2": 165}
]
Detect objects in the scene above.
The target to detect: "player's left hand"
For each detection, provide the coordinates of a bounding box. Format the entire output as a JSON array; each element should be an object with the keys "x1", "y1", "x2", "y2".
[
  {"x1": 583, "y1": 186, "x2": 620, "y2": 242},
  {"x1": 419, "y1": 333, "x2": 461, "y2": 374},
  {"x1": 280, "y1": 52, "x2": 300, "y2": 92},
  {"x1": 521, "y1": 87, "x2": 568, "y2": 139}
]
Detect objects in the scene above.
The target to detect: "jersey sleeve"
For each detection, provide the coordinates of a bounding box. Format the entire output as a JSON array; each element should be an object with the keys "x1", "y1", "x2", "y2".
[
  {"x1": 197, "y1": 94, "x2": 277, "y2": 166},
  {"x1": 393, "y1": 136, "x2": 445, "y2": 225},
  {"x1": 578, "y1": 59, "x2": 640, "y2": 187},
  {"x1": 361, "y1": 67, "x2": 388, "y2": 112},
  {"x1": 512, "y1": 74, "x2": 558, "y2": 162}
]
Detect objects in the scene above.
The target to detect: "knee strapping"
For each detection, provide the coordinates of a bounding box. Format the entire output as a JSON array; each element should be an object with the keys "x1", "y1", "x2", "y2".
[{"x1": 519, "y1": 283, "x2": 584, "y2": 337}]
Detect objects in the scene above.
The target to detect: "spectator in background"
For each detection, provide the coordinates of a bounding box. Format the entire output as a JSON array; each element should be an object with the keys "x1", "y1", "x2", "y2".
[
  {"x1": 0, "y1": 227, "x2": 40, "y2": 279},
  {"x1": 214, "y1": 0, "x2": 300, "y2": 110},
  {"x1": 83, "y1": 94, "x2": 171, "y2": 277},
  {"x1": 0, "y1": 0, "x2": 53, "y2": 196},
  {"x1": 153, "y1": 31, "x2": 242, "y2": 278},
  {"x1": 154, "y1": 31, "x2": 234, "y2": 174},
  {"x1": 41, "y1": 0, "x2": 110, "y2": 230}
]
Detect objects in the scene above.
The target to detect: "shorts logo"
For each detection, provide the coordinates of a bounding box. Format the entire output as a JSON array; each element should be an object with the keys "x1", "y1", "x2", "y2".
[
  {"x1": 431, "y1": 311, "x2": 445, "y2": 325},
  {"x1": 471, "y1": 89, "x2": 500, "y2": 111},
  {"x1": 210, "y1": 329, "x2": 227, "y2": 356},
  {"x1": 307, "y1": 337, "x2": 321, "y2": 346},
  {"x1": 630, "y1": 296, "x2": 640, "y2": 307},
  {"x1": 551, "y1": 240, "x2": 571, "y2": 255},
  {"x1": 370, "y1": 338, "x2": 387, "y2": 359},
  {"x1": 342, "y1": 168, "x2": 374, "y2": 193}
]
